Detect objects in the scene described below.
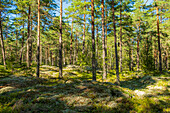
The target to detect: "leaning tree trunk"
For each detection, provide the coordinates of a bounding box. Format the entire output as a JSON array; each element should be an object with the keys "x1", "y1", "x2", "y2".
[
  {"x1": 0, "y1": 3, "x2": 6, "y2": 67},
  {"x1": 156, "y1": 0, "x2": 162, "y2": 72},
  {"x1": 91, "y1": 0, "x2": 96, "y2": 81},
  {"x1": 36, "y1": 0, "x2": 40, "y2": 77},
  {"x1": 112, "y1": 0, "x2": 120, "y2": 84},
  {"x1": 59, "y1": 0, "x2": 63, "y2": 78}
]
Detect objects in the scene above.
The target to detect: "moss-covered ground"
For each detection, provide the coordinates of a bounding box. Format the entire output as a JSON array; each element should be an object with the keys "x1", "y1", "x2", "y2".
[{"x1": 0, "y1": 65, "x2": 169, "y2": 113}]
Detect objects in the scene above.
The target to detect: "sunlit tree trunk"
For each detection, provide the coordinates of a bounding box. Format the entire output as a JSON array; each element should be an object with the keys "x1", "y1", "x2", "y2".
[
  {"x1": 70, "y1": 18, "x2": 73, "y2": 64},
  {"x1": 0, "y1": 1, "x2": 6, "y2": 67},
  {"x1": 36, "y1": 0, "x2": 40, "y2": 77},
  {"x1": 27, "y1": 5, "x2": 31, "y2": 68},
  {"x1": 119, "y1": 0, "x2": 122, "y2": 72},
  {"x1": 102, "y1": 0, "x2": 106, "y2": 79},
  {"x1": 20, "y1": 22, "x2": 24, "y2": 64},
  {"x1": 91, "y1": 0, "x2": 96, "y2": 81},
  {"x1": 137, "y1": 22, "x2": 140, "y2": 71},
  {"x1": 82, "y1": 0, "x2": 86, "y2": 55},
  {"x1": 112, "y1": 0, "x2": 119, "y2": 84},
  {"x1": 155, "y1": 0, "x2": 162, "y2": 72},
  {"x1": 59, "y1": 0, "x2": 63, "y2": 78}
]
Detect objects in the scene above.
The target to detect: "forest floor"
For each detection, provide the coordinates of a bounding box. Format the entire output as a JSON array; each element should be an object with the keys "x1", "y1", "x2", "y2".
[{"x1": 0, "y1": 65, "x2": 169, "y2": 113}]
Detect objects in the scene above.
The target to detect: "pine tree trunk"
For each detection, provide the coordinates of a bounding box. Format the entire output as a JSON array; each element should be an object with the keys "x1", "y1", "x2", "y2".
[
  {"x1": 119, "y1": 0, "x2": 122, "y2": 72},
  {"x1": 112, "y1": 0, "x2": 120, "y2": 84},
  {"x1": 82, "y1": 0, "x2": 86, "y2": 55},
  {"x1": 96, "y1": 25, "x2": 98, "y2": 68},
  {"x1": 105, "y1": 5, "x2": 108, "y2": 77},
  {"x1": 137, "y1": 22, "x2": 140, "y2": 71},
  {"x1": 91, "y1": 0, "x2": 96, "y2": 81},
  {"x1": 27, "y1": 5, "x2": 31, "y2": 68},
  {"x1": 36, "y1": 0, "x2": 40, "y2": 77},
  {"x1": 102, "y1": 0, "x2": 106, "y2": 79},
  {"x1": 129, "y1": 37, "x2": 131, "y2": 71},
  {"x1": 16, "y1": 30, "x2": 18, "y2": 61},
  {"x1": 59, "y1": 0, "x2": 63, "y2": 78},
  {"x1": 154, "y1": 39, "x2": 158, "y2": 69},
  {"x1": 20, "y1": 23, "x2": 24, "y2": 64},
  {"x1": 156, "y1": 0, "x2": 162, "y2": 72},
  {"x1": 63, "y1": 43, "x2": 66, "y2": 65},
  {"x1": 0, "y1": 3, "x2": 6, "y2": 66},
  {"x1": 131, "y1": 37, "x2": 134, "y2": 71},
  {"x1": 70, "y1": 18, "x2": 73, "y2": 65}
]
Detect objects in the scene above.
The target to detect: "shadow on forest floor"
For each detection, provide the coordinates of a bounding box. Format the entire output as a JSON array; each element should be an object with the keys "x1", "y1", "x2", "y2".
[
  {"x1": 0, "y1": 65, "x2": 169, "y2": 113},
  {"x1": 120, "y1": 75, "x2": 156, "y2": 90}
]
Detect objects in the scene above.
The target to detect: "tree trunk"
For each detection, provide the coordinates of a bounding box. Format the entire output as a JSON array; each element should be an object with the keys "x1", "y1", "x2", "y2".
[
  {"x1": 0, "y1": 3, "x2": 6, "y2": 66},
  {"x1": 156, "y1": 0, "x2": 162, "y2": 72},
  {"x1": 119, "y1": 0, "x2": 122, "y2": 72},
  {"x1": 96, "y1": 25, "x2": 98, "y2": 68},
  {"x1": 63, "y1": 43, "x2": 66, "y2": 65},
  {"x1": 27, "y1": 5, "x2": 31, "y2": 68},
  {"x1": 70, "y1": 18, "x2": 73, "y2": 64},
  {"x1": 112, "y1": 0, "x2": 119, "y2": 84},
  {"x1": 82, "y1": 0, "x2": 86, "y2": 54},
  {"x1": 59, "y1": 0, "x2": 63, "y2": 78},
  {"x1": 129, "y1": 36, "x2": 131, "y2": 71},
  {"x1": 36, "y1": 0, "x2": 40, "y2": 77},
  {"x1": 131, "y1": 37, "x2": 134, "y2": 71},
  {"x1": 137, "y1": 22, "x2": 140, "y2": 71},
  {"x1": 20, "y1": 22, "x2": 25, "y2": 64},
  {"x1": 102, "y1": 0, "x2": 106, "y2": 79},
  {"x1": 15, "y1": 30, "x2": 18, "y2": 61},
  {"x1": 91, "y1": 0, "x2": 96, "y2": 81}
]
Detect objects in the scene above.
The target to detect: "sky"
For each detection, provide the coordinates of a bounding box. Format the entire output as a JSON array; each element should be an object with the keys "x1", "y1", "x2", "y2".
[{"x1": 56, "y1": 0, "x2": 153, "y2": 17}]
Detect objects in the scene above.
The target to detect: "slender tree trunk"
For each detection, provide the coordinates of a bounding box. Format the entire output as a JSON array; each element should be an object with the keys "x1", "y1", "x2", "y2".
[
  {"x1": 59, "y1": 0, "x2": 63, "y2": 78},
  {"x1": 46, "y1": 47, "x2": 48, "y2": 65},
  {"x1": 70, "y1": 18, "x2": 73, "y2": 64},
  {"x1": 27, "y1": 5, "x2": 31, "y2": 68},
  {"x1": 112, "y1": 0, "x2": 119, "y2": 84},
  {"x1": 137, "y1": 22, "x2": 140, "y2": 71},
  {"x1": 154, "y1": 39, "x2": 158, "y2": 69},
  {"x1": 119, "y1": 0, "x2": 122, "y2": 72},
  {"x1": 16, "y1": 30, "x2": 18, "y2": 60},
  {"x1": 91, "y1": 0, "x2": 96, "y2": 81},
  {"x1": 105, "y1": 5, "x2": 108, "y2": 77},
  {"x1": 76, "y1": 35, "x2": 78, "y2": 62},
  {"x1": 20, "y1": 23, "x2": 24, "y2": 64},
  {"x1": 63, "y1": 43, "x2": 66, "y2": 65},
  {"x1": 82, "y1": 0, "x2": 86, "y2": 54},
  {"x1": 36, "y1": 0, "x2": 40, "y2": 77},
  {"x1": 131, "y1": 37, "x2": 134, "y2": 71},
  {"x1": 0, "y1": 3, "x2": 6, "y2": 66},
  {"x1": 96, "y1": 25, "x2": 98, "y2": 68},
  {"x1": 102, "y1": 0, "x2": 106, "y2": 79},
  {"x1": 29, "y1": 15, "x2": 33, "y2": 66},
  {"x1": 156, "y1": 0, "x2": 162, "y2": 72},
  {"x1": 129, "y1": 36, "x2": 131, "y2": 71}
]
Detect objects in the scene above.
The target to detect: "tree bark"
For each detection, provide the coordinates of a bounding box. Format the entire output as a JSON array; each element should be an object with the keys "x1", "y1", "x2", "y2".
[
  {"x1": 59, "y1": 0, "x2": 63, "y2": 78},
  {"x1": 0, "y1": 2, "x2": 6, "y2": 66},
  {"x1": 82, "y1": 0, "x2": 86, "y2": 54},
  {"x1": 36, "y1": 0, "x2": 40, "y2": 77},
  {"x1": 112, "y1": 0, "x2": 120, "y2": 84},
  {"x1": 70, "y1": 18, "x2": 73, "y2": 64},
  {"x1": 156, "y1": 0, "x2": 162, "y2": 72},
  {"x1": 27, "y1": 5, "x2": 31, "y2": 68},
  {"x1": 119, "y1": 0, "x2": 122, "y2": 72},
  {"x1": 137, "y1": 22, "x2": 140, "y2": 71},
  {"x1": 102, "y1": 0, "x2": 106, "y2": 79},
  {"x1": 91, "y1": 0, "x2": 96, "y2": 81},
  {"x1": 20, "y1": 22, "x2": 25, "y2": 64}
]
